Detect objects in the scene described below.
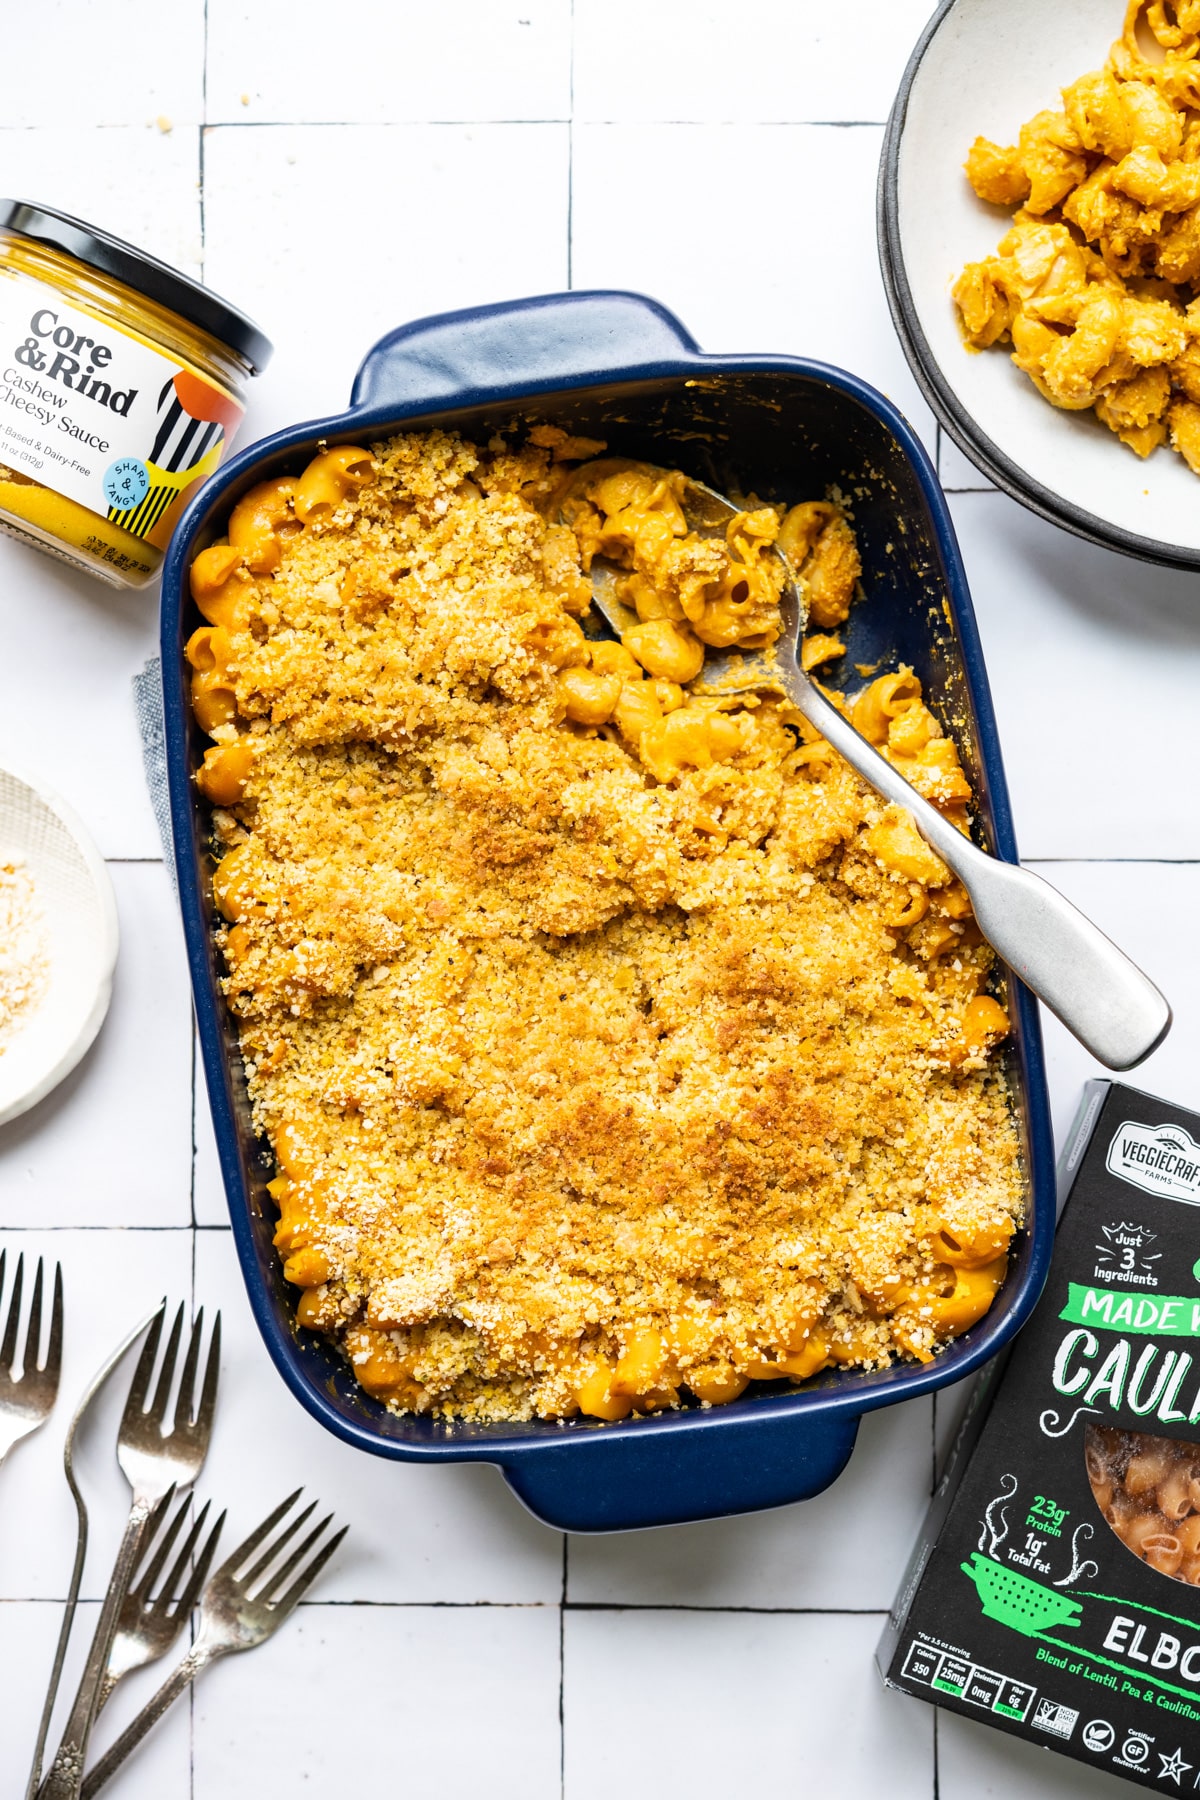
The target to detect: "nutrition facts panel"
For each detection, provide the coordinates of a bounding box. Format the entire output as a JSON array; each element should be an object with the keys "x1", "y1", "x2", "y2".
[{"x1": 902, "y1": 1640, "x2": 1037, "y2": 1723}]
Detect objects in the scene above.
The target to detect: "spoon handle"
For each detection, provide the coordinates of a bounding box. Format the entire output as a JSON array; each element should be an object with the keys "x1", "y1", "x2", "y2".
[{"x1": 790, "y1": 676, "x2": 1171, "y2": 1071}]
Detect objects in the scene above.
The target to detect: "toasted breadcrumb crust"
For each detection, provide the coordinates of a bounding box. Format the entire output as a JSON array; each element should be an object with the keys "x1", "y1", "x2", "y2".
[{"x1": 204, "y1": 429, "x2": 1023, "y2": 1423}]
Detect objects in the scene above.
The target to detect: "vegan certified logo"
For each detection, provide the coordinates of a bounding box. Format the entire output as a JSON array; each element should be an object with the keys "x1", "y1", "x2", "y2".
[
  {"x1": 1106, "y1": 1121, "x2": 1200, "y2": 1205},
  {"x1": 1082, "y1": 1719, "x2": 1115, "y2": 1753}
]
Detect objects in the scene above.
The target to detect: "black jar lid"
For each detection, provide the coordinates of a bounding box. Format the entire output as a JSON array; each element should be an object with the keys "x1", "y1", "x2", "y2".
[{"x1": 0, "y1": 199, "x2": 273, "y2": 374}]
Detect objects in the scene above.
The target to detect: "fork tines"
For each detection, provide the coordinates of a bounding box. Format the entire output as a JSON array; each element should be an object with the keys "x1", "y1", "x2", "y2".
[
  {"x1": 131, "y1": 1493, "x2": 225, "y2": 1619},
  {"x1": 223, "y1": 1489, "x2": 347, "y2": 1615},
  {"x1": 0, "y1": 1251, "x2": 64, "y2": 1468},
  {"x1": 0, "y1": 1250, "x2": 64, "y2": 1384},
  {"x1": 123, "y1": 1298, "x2": 221, "y2": 1440}
]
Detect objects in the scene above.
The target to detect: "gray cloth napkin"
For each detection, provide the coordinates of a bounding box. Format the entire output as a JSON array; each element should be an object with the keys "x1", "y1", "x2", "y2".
[{"x1": 132, "y1": 657, "x2": 178, "y2": 893}]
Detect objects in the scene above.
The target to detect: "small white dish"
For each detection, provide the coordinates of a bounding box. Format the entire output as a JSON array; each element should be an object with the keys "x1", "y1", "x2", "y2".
[
  {"x1": 879, "y1": 0, "x2": 1200, "y2": 569},
  {"x1": 0, "y1": 765, "x2": 118, "y2": 1126}
]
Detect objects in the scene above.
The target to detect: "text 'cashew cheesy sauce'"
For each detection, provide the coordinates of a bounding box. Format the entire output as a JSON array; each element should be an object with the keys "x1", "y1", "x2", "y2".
[{"x1": 0, "y1": 200, "x2": 271, "y2": 588}]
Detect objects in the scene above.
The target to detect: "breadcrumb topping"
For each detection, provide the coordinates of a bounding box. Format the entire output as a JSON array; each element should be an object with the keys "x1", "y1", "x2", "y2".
[{"x1": 196, "y1": 429, "x2": 1024, "y2": 1423}]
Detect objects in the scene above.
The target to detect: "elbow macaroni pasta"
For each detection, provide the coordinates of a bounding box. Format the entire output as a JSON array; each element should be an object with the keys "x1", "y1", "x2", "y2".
[
  {"x1": 1087, "y1": 1425, "x2": 1200, "y2": 1583},
  {"x1": 953, "y1": 0, "x2": 1200, "y2": 474},
  {"x1": 187, "y1": 426, "x2": 1023, "y2": 1424}
]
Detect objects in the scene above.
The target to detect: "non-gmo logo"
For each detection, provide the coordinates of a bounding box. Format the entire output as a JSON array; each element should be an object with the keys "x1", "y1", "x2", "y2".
[{"x1": 1106, "y1": 1121, "x2": 1200, "y2": 1205}]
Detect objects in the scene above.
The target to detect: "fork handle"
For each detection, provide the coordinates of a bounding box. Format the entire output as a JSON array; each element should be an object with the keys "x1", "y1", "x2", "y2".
[
  {"x1": 39, "y1": 1501, "x2": 154, "y2": 1800},
  {"x1": 25, "y1": 1310, "x2": 158, "y2": 1800},
  {"x1": 79, "y1": 1642, "x2": 220, "y2": 1800},
  {"x1": 790, "y1": 676, "x2": 1171, "y2": 1072}
]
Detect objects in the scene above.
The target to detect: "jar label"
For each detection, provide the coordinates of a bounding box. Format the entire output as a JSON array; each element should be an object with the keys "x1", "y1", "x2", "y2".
[{"x1": 0, "y1": 269, "x2": 244, "y2": 550}]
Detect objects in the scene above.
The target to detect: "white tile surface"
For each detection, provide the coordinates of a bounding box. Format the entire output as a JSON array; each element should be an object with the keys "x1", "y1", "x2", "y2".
[
  {"x1": 0, "y1": 864, "x2": 192, "y2": 1225},
  {"x1": 5, "y1": 6, "x2": 1199, "y2": 1797},
  {"x1": 1027, "y1": 861, "x2": 1200, "y2": 1148},
  {"x1": 192, "y1": 1229, "x2": 565, "y2": 1604},
  {"x1": 573, "y1": 0, "x2": 934, "y2": 123},
  {"x1": 1, "y1": 1599, "x2": 191, "y2": 1799},
  {"x1": 203, "y1": 123, "x2": 570, "y2": 440},
  {"x1": 571, "y1": 123, "x2": 938, "y2": 453},
  {"x1": 564, "y1": 1610, "x2": 933, "y2": 1800},
  {"x1": 568, "y1": 1395, "x2": 933, "y2": 1609},
  {"x1": 0, "y1": 6, "x2": 205, "y2": 129},
  {"x1": 939, "y1": 425, "x2": 997, "y2": 491},
  {"x1": 207, "y1": 0, "x2": 572, "y2": 123},
  {"x1": 193, "y1": 1603, "x2": 562, "y2": 1798},
  {"x1": 951, "y1": 489, "x2": 1200, "y2": 859},
  {"x1": 0, "y1": 547, "x2": 168, "y2": 862},
  {"x1": 192, "y1": 1046, "x2": 228, "y2": 1228},
  {"x1": 0, "y1": 129, "x2": 204, "y2": 275}
]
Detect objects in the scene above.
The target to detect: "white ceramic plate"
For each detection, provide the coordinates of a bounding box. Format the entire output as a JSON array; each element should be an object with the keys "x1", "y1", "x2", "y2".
[
  {"x1": 879, "y1": 0, "x2": 1200, "y2": 568},
  {"x1": 0, "y1": 766, "x2": 118, "y2": 1126}
]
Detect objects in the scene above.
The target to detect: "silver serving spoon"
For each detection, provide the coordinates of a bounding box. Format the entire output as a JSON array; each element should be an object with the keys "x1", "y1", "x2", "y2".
[{"x1": 584, "y1": 472, "x2": 1171, "y2": 1072}]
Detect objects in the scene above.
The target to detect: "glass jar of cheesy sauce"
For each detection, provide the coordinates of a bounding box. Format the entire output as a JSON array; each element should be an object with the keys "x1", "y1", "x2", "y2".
[{"x1": 0, "y1": 200, "x2": 271, "y2": 589}]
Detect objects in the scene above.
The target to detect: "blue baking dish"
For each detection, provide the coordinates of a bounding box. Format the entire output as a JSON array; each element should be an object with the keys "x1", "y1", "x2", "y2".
[{"x1": 162, "y1": 289, "x2": 1055, "y2": 1534}]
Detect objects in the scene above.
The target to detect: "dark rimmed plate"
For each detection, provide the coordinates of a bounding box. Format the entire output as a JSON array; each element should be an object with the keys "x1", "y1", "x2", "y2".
[{"x1": 879, "y1": 0, "x2": 1200, "y2": 570}]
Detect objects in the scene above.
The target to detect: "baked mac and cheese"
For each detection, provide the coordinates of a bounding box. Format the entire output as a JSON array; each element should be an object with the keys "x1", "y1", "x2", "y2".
[{"x1": 189, "y1": 427, "x2": 1023, "y2": 1423}]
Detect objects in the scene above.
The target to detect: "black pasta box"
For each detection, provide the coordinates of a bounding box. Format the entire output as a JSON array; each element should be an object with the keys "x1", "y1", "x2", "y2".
[{"x1": 879, "y1": 1080, "x2": 1200, "y2": 1791}]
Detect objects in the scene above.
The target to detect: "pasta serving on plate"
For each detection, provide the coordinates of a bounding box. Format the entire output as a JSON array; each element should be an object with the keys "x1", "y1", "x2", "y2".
[
  {"x1": 954, "y1": 0, "x2": 1200, "y2": 474},
  {"x1": 186, "y1": 427, "x2": 1023, "y2": 1423}
]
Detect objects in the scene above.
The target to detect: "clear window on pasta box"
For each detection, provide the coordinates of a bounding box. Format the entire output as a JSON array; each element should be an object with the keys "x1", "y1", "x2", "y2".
[{"x1": 879, "y1": 1081, "x2": 1200, "y2": 1793}]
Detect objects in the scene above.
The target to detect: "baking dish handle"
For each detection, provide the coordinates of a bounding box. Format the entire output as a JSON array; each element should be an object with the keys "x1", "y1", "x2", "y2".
[
  {"x1": 349, "y1": 290, "x2": 702, "y2": 413},
  {"x1": 500, "y1": 1409, "x2": 861, "y2": 1533}
]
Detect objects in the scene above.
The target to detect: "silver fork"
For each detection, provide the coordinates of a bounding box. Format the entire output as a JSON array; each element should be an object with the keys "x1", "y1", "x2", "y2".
[
  {"x1": 80, "y1": 1491, "x2": 347, "y2": 1798},
  {"x1": 0, "y1": 1252, "x2": 64, "y2": 1468},
  {"x1": 98, "y1": 1492, "x2": 225, "y2": 1710},
  {"x1": 25, "y1": 1309, "x2": 158, "y2": 1800},
  {"x1": 40, "y1": 1299, "x2": 221, "y2": 1800}
]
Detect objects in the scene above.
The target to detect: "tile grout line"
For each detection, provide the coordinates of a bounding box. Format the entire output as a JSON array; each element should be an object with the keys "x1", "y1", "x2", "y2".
[
  {"x1": 195, "y1": 116, "x2": 574, "y2": 128},
  {"x1": 190, "y1": 1026, "x2": 199, "y2": 1236},
  {"x1": 2, "y1": 1596, "x2": 896, "y2": 1614},
  {"x1": 566, "y1": 0, "x2": 575, "y2": 291},
  {"x1": 0, "y1": 116, "x2": 891, "y2": 132},
  {"x1": 557, "y1": 1602, "x2": 891, "y2": 1615},
  {"x1": 559, "y1": 1536, "x2": 568, "y2": 1800}
]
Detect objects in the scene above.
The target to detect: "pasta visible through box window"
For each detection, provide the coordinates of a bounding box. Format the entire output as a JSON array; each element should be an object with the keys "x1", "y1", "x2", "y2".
[
  {"x1": 953, "y1": 0, "x2": 1200, "y2": 475},
  {"x1": 1086, "y1": 1424, "x2": 1200, "y2": 1582},
  {"x1": 187, "y1": 425, "x2": 1024, "y2": 1424}
]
